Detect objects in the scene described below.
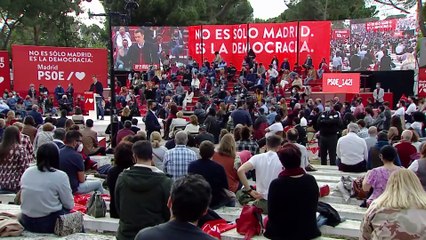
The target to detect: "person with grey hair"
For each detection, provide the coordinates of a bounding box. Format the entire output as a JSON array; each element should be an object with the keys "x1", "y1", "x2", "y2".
[
  {"x1": 394, "y1": 130, "x2": 417, "y2": 168},
  {"x1": 364, "y1": 126, "x2": 378, "y2": 151},
  {"x1": 336, "y1": 123, "x2": 368, "y2": 172},
  {"x1": 28, "y1": 104, "x2": 43, "y2": 126},
  {"x1": 53, "y1": 128, "x2": 66, "y2": 149},
  {"x1": 163, "y1": 131, "x2": 197, "y2": 181}
]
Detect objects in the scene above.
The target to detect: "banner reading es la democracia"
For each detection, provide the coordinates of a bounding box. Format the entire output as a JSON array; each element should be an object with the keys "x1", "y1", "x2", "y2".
[
  {"x1": 12, "y1": 45, "x2": 108, "y2": 96},
  {"x1": 188, "y1": 21, "x2": 331, "y2": 69}
]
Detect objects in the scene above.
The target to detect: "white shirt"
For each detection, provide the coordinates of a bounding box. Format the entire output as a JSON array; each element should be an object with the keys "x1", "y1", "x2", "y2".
[
  {"x1": 115, "y1": 32, "x2": 132, "y2": 48},
  {"x1": 300, "y1": 117, "x2": 308, "y2": 127},
  {"x1": 337, "y1": 132, "x2": 368, "y2": 165},
  {"x1": 294, "y1": 143, "x2": 309, "y2": 169},
  {"x1": 376, "y1": 50, "x2": 384, "y2": 62},
  {"x1": 406, "y1": 103, "x2": 417, "y2": 116},
  {"x1": 393, "y1": 107, "x2": 405, "y2": 117},
  {"x1": 332, "y1": 56, "x2": 343, "y2": 67},
  {"x1": 408, "y1": 160, "x2": 420, "y2": 172},
  {"x1": 191, "y1": 78, "x2": 200, "y2": 88},
  {"x1": 184, "y1": 124, "x2": 200, "y2": 134},
  {"x1": 248, "y1": 151, "x2": 283, "y2": 200},
  {"x1": 373, "y1": 88, "x2": 384, "y2": 103},
  {"x1": 267, "y1": 68, "x2": 279, "y2": 78},
  {"x1": 266, "y1": 122, "x2": 283, "y2": 138}
]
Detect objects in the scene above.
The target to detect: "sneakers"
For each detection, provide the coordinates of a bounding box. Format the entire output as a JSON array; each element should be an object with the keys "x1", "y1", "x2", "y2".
[{"x1": 305, "y1": 164, "x2": 317, "y2": 172}]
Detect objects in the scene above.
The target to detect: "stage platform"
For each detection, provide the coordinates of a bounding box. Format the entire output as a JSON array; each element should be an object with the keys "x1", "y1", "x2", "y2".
[{"x1": 307, "y1": 91, "x2": 394, "y2": 107}]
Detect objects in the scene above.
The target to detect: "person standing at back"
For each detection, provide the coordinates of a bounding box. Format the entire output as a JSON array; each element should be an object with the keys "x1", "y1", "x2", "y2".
[
  {"x1": 89, "y1": 75, "x2": 104, "y2": 120},
  {"x1": 134, "y1": 174, "x2": 215, "y2": 240},
  {"x1": 115, "y1": 140, "x2": 171, "y2": 240},
  {"x1": 317, "y1": 106, "x2": 342, "y2": 165},
  {"x1": 145, "y1": 100, "x2": 161, "y2": 140}
]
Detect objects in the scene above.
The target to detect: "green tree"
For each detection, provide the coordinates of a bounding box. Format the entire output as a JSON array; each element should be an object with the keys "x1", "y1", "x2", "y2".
[
  {"x1": 0, "y1": 0, "x2": 84, "y2": 50},
  {"x1": 276, "y1": 0, "x2": 377, "y2": 21},
  {"x1": 103, "y1": 0, "x2": 253, "y2": 26}
]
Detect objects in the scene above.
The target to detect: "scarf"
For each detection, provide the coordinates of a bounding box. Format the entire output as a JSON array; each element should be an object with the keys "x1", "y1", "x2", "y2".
[{"x1": 279, "y1": 167, "x2": 305, "y2": 177}]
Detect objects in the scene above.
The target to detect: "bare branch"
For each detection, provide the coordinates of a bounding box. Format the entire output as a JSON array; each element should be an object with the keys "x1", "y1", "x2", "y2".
[{"x1": 371, "y1": 0, "x2": 411, "y2": 13}]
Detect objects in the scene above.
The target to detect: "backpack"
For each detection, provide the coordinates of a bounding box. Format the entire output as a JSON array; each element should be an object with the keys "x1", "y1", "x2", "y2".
[
  {"x1": 86, "y1": 192, "x2": 107, "y2": 218},
  {"x1": 236, "y1": 205, "x2": 264, "y2": 240},
  {"x1": 317, "y1": 201, "x2": 342, "y2": 227}
]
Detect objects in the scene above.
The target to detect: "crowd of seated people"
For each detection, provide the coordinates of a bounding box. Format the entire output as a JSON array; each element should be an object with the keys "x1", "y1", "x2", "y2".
[{"x1": 2, "y1": 49, "x2": 426, "y2": 239}]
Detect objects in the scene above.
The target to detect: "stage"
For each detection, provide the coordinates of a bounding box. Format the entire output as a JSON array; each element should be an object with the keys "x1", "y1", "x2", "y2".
[{"x1": 308, "y1": 92, "x2": 394, "y2": 107}]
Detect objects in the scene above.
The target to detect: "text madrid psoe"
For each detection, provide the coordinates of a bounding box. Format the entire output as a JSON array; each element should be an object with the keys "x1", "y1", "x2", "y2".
[{"x1": 195, "y1": 41, "x2": 312, "y2": 54}]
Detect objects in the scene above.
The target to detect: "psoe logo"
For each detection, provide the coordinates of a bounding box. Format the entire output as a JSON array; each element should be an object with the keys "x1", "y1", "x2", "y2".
[{"x1": 327, "y1": 78, "x2": 353, "y2": 88}]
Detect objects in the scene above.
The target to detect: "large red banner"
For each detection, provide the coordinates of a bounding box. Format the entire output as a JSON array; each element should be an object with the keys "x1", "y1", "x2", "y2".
[
  {"x1": 188, "y1": 21, "x2": 331, "y2": 69},
  {"x1": 12, "y1": 45, "x2": 108, "y2": 97},
  {"x1": 0, "y1": 51, "x2": 11, "y2": 94},
  {"x1": 365, "y1": 19, "x2": 397, "y2": 32},
  {"x1": 418, "y1": 68, "x2": 426, "y2": 97},
  {"x1": 298, "y1": 21, "x2": 331, "y2": 70},
  {"x1": 322, "y1": 73, "x2": 360, "y2": 93}
]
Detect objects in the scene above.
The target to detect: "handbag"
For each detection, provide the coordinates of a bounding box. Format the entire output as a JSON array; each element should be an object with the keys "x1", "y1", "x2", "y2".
[
  {"x1": 202, "y1": 219, "x2": 237, "y2": 240},
  {"x1": 352, "y1": 176, "x2": 368, "y2": 200},
  {"x1": 54, "y1": 211, "x2": 83, "y2": 236},
  {"x1": 236, "y1": 205, "x2": 264, "y2": 240},
  {"x1": 86, "y1": 191, "x2": 107, "y2": 218}
]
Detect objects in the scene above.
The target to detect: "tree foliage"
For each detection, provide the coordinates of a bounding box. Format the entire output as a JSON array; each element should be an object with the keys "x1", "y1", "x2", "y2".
[
  {"x1": 370, "y1": 0, "x2": 425, "y2": 36},
  {"x1": 276, "y1": 0, "x2": 377, "y2": 21},
  {"x1": 0, "y1": 0, "x2": 108, "y2": 51},
  {"x1": 103, "y1": 0, "x2": 254, "y2": 26}
]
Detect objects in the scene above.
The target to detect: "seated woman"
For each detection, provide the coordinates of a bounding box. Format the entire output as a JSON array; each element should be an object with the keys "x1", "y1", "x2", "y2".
[
  {"x1": 184, "y1": 115, "x2": 200, "y2": 135},
  {"x1": 368, "y1": 131, "x2": 401, "y2": 170},
  {"x1": 408, "y1": 143, "x2": 426, "y2": 191},
  {"x1": 0, "y1": 126, "x2": 32, "y2": 193},
  {"x1": 71, "y1": 107, "x2": 85, "y2": 129},
  {"x1": 20, "y1": 142, "x2": 74, "y2": 233},
  {"x1": 265, "y1": 143, "x2": 321, "y2": 240},
  {"x1": 168, "y1": 111, "x2": 187, "y2": 138},
  {"x1": 188, "y1": 141, "x2": 235, "y2": 209},
  {"x1": 107, "y1": 141, "x2": 134, "y2": 218},
  {"x1": 213, "y1": 134, "x2": 240, "y2": 193},
  {"x1": 182, "y1": 89, "x2": 194, "y2": 109},
  {"x1": 151, "y1": 131, "x2": 168, "y2": 170},
  {"x1": 360, "y1": 169, "x2": 426, "y2": 239},
  {"x1": 363, "y1": 145, "x2": 401, "y2": 206}
]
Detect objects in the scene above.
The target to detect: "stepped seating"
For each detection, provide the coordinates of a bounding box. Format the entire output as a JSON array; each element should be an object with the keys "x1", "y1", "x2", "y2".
[
  {"x1": 0, "y1": 166, "x2": 364, "y2": 238},
  {"x1": 0, "y1": 193, "x2": 15, "y2": 204},
  {"x1": 6, "y1": 232, "x2": 115, "y2": 240}
]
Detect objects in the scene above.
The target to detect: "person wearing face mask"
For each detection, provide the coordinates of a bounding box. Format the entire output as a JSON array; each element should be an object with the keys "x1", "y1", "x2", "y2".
[
  {"x1": 373, "y1": 82, "x2": 384, "y2": 108},
  {"x1": 317, "y1": 103, "x2": 342, "y2": 166},
  {"x1": 59, "y1": 130, "x2": 104, "y2": 194}
]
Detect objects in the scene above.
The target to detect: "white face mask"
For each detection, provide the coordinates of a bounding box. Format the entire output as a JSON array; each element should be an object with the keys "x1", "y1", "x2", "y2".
[
  {"x1": 77, "y1": 143, "x2": 83, "y2": 153},
  {"x1": 376, "y1": 85, "x2": 380, "y2": 88},
  {"x1": 325, "y1": 107, "x2": 331, "y2": 112}
]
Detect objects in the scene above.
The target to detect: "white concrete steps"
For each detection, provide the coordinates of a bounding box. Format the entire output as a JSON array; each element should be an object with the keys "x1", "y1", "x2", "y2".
[{"x1": 221, "y1": 229, "x2": 345, "y2": 240}]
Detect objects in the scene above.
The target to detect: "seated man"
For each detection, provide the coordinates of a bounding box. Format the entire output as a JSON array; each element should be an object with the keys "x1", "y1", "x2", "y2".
[
  {"x1": 80, "y1": 119, "x2": 106, "y2": 156},
  {"x1": 59, "y1": 130, "x2": 104, "y2": 194},
  {"x1": 164, "y1": 131, "x2": 197, "y2": 181},
  {"x1": 287, "y1": 128, "x2": 316, "y2": 171},
  {"x1": 135, "y1": 174, "x2": 215, "y2": 240},
  {"x1": 336, "y1": 123, "x2": 368, "y2": 172},
  {"x1": 116, "y1": 140, "x2": 172, "y2": 240},
  {"x1": 237, "y1": 135, "x2": 283, "y2": 214},
  {"x1": 394, "y1": 130, "x2": 418, "y2": 168}
]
